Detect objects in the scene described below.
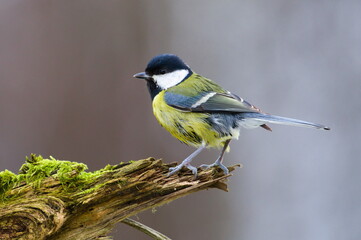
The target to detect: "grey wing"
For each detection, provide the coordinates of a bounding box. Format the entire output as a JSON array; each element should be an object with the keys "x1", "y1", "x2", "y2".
[
  {"x1": 164, "y1": 91, "x2": 272, "y2": 131},
  {"x1": 164, "y1": 91, "x2": 262, "y2": 113}
]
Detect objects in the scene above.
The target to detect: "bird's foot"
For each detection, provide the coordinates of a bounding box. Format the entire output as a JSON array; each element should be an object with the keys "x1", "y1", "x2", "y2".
[
  {"x1": 167, "y1": 145, "x2": 206, "y2": 178},
  {"x1": 167, "y1": 162, "x2": 198, "y2": 177},
  {"x1": 200, "y1": 161, "x2": 229, "y2": 175}
]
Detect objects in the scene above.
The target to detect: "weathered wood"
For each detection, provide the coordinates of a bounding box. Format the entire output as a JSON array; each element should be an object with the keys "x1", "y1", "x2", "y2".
[{"x1": 0, "y1": 155, "x2": 239, "y2": 240}]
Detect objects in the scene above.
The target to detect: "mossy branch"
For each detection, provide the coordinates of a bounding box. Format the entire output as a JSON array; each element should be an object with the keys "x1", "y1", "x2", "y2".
[{"x1": 0, "y1": 154, "x2": 239, "y2": 240}]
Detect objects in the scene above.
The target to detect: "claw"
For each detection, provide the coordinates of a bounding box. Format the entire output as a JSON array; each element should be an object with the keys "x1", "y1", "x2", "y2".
[
  {"x1": 188, "y1": 164, "x2": 198, "y2": 177},
  {"x1": 200, "y1": 163, "x2": 212, "y2": 170},
  {"x1": 167, "y1": 163, "x2": 198, "y2": 177},
  {"x1": 167, "y1": 165, "x2": 182, "y2": 176},
  {"x1": 217, "y1": 163, "x2": 230, "y2": 175},
  {"x1": 200, "y1": 162, "x2": 229, "y2": 175}
]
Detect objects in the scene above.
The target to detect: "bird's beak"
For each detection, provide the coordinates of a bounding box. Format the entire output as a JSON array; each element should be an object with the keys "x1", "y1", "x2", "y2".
[{"x1": 133, "y1": 72, "x2": 151, "y2": 80}]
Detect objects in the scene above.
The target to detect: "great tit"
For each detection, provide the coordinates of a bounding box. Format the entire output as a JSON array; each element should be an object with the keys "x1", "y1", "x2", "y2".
[{"x1": 134, "y1": 54, "x2": 330, "y2": 177}]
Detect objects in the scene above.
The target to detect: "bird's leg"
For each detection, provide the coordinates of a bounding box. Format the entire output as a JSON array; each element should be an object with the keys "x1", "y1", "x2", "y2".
[
  {"x1": 168, "y1": 144, "x2": 206, "y2": 177},
  {"x1": 200, "y1": 139, "x2": 231, "y2": 175}
]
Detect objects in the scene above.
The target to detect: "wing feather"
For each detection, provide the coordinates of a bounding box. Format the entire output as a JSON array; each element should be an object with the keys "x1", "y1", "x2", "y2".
[{"x1": 165, "y1": 91, "x2": 262, "y2": 113}]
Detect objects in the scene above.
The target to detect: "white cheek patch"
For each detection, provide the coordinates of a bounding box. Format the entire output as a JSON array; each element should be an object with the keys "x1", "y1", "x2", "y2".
[{"x1": 153, "y1": 69, "x2": 189, "y2": 89}]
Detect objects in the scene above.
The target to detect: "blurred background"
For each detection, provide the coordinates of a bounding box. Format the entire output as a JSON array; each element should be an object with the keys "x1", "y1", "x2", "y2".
[{"x1": 1, "y1": 1, "x2": 360, "y2": 239}]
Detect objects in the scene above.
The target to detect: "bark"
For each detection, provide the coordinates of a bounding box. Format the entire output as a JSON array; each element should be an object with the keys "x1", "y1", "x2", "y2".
[{"x1": 0, "y1": 155, "x2": 238, "y2": 240}]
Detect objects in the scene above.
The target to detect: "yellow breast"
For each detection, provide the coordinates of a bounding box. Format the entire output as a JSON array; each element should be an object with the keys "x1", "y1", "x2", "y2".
[{"x1": 152, "y1": 91, "x2": 232, "y2": 148}]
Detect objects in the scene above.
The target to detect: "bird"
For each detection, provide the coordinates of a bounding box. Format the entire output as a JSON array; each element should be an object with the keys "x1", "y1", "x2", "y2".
[{"x1": 133, "y1": 54, "x2": 330, "y2": 177}]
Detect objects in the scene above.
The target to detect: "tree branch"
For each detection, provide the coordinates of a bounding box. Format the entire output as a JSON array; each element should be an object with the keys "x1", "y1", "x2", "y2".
[
  {"x1": 0, "y1": 155, "x2": 239, "y2": 240},
  {"x1": 122, "y1": 218, "x2": 171, "y2": 240}
]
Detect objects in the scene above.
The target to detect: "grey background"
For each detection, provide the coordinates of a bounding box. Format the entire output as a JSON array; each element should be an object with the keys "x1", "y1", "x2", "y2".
[{"x1": 1, "y1": 1, "x2": 360, "y2": 240}]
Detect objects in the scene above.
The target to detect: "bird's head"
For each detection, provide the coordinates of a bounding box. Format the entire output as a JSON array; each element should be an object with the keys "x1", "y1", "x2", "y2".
[{"x1": 133, "y1": 54, "x2": 192, "y2": 90}]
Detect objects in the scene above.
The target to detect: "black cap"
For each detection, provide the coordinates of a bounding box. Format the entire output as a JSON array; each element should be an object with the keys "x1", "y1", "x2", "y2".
[{"x1": 145, "y1": 54, "x2": 191, "y2": 76}]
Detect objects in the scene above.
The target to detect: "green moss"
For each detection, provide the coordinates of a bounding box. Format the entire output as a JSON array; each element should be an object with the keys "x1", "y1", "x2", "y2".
[
  {"x1": 0, "y1": 154, "x2": 114, "y2": 201},
  {"x1": 0, "y1": 170, "x2": 18, "y2": 196}
]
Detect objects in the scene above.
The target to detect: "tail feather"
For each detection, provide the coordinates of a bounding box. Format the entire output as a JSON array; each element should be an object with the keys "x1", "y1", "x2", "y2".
[
  {"x1": 260, "y1": 124, "x2": 272, "y2": 131},
  {"x1": 241, "y1": 113, "x2": 330, "y2": 130}
]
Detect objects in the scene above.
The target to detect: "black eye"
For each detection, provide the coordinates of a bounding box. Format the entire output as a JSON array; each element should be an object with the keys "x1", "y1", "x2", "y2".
[{"x1": 160, "y1": 69, "x2": 167, "y2": 75}]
